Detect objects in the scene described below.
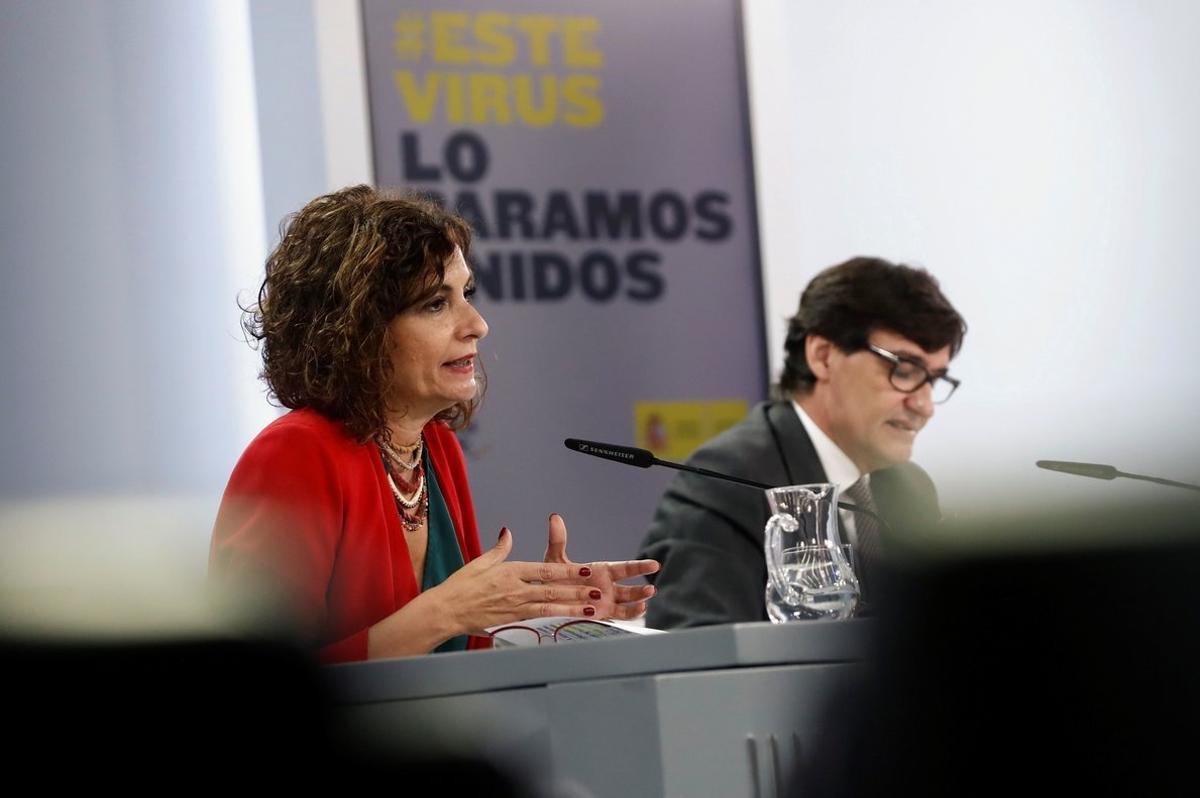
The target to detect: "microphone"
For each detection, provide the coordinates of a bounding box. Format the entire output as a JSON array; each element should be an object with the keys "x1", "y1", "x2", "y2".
[
  {"x1": 1036, "y1": 460, "x2": 1200, "y2": 493},
  {"x1": 563, "y1": 439, "x2": 657, "y2": 470},
  {"x1": 564, "y1": 438, "x2": 887, "y2": 526},
  {"x1": 1035, "y1": 460, "x2": 1120, "y2": 480},
  {"x1": 871, "y1": 462, "x2": 942, "y2": 533},
  {"x1": 565, "y1": 438, "x2": 770, "y2": 489}
]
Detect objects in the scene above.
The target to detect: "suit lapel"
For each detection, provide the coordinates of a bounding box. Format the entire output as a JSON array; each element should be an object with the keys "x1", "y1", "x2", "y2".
[{"x1": 763, "y1": 401, "x2": 828, "y2": 487}]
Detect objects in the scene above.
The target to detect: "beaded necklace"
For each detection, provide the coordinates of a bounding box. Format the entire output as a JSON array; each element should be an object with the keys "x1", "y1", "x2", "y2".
[
  {"x1": 378, "y1": 435, "x2": 427, "y2": 533},
  {"x1": 380, "y1": 437, "x2": 422, "y2": 470}
]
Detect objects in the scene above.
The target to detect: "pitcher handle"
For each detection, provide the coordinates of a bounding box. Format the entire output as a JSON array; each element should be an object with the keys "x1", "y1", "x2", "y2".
[{"x1": 765, "y1": 512, "x2": 802, "y2": 606}]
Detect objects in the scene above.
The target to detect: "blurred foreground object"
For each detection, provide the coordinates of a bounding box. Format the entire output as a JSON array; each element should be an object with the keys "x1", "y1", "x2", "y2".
[
  {"x1": 0, "y1": 497, "x2": 529, "y2": 792},
  {"x1": 797, "y1": 498, "x2": 1200, "y2": 797}
]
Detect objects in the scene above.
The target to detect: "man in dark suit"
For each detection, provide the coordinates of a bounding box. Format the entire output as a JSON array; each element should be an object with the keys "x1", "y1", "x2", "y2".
[{"x1": 639, "y1": 257, "x2": 967, "y2": 628}]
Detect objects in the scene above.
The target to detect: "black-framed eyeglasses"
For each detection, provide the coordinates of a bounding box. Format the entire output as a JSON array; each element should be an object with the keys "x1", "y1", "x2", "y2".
[
  {"x1": 488, "y1": 619, "x2": 614, "y2": 646},
  {"x1": 865, "y1": 344, "x2": 960, "y2": 404}
]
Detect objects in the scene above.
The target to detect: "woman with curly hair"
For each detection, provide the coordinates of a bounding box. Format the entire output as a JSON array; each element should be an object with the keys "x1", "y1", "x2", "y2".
[{"x1": 210, "y1": 186, "x2": 658, "y2": 663}]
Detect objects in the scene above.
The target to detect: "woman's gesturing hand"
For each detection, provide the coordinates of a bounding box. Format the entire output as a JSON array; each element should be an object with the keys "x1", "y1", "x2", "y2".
[
  {"x1": 543, "y1": 513, "x2": 660, "y2": 621},
  {"x1": 434, "y1": 527, "x2": 606, "y2": 636}
]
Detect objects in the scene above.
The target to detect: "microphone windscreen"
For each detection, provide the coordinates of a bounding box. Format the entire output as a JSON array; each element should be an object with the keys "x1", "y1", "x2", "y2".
[
  {"x1": 871, "y1": 462, "x2": 942, "y2": 534},
  {"x1": 564, "y1": 439, "x2": 655, "y2": 469},
  {"x1": 1035, "y1": 460, "x2": 1120, "y2": 480}
]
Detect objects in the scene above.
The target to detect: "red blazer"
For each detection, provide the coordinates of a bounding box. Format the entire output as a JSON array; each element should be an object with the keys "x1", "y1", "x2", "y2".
[{"x1": 210, "y1": 408, "x2": 484, "y2": 663}]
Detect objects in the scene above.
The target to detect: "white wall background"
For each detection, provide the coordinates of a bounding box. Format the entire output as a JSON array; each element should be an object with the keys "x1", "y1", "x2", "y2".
[
  {"x1": 0, "y1": 1, "x2": 269, "y2": 591},
  {"x1": 3, "y1": 1, "x2": 1198, "y2": 619},
  {"x1": 0, "y1": 0, "x2": 313, "y2": 612}
]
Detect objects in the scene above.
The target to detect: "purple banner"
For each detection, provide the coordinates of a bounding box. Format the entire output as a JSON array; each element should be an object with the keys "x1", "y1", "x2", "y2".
[{"x1": 361, "y1": 0, "x2": 765, "y2": 563}]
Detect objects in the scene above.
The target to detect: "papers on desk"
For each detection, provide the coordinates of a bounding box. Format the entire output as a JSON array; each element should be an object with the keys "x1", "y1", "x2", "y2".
[{"x1": 487, "y1": 616, "x2": 666, "y2": 647}]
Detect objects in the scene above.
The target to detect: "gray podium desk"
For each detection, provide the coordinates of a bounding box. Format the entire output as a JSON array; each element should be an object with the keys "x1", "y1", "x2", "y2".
[{"x1": 327, "y1": 620, "x2": 872, "y2": 798}]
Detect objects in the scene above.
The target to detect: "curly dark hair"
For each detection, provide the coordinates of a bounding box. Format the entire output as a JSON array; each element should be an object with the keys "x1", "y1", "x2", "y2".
[
  {"x1": 243, "y1": 185, "x2": 480, "y2": 443},
  {"x1": 777, "y1": 256, "x2": 967, "y2": 396}
]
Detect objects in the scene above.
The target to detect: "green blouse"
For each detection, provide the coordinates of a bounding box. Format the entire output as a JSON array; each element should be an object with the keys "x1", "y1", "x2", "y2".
[{"x1": 421, "y1": 451, "x2": 469, "y2": 653}]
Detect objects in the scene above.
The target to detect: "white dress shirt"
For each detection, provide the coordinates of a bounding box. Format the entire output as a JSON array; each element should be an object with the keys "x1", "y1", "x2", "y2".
[{"x1": 790, "y1": 399, "x2": 865, "y2": 547}]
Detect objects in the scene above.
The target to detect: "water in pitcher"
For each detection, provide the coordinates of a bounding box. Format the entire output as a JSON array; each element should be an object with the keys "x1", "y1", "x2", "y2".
[
  {"x1": 763, "y1": 482, "x2": 860, "y2": 622},
  {"x1": 765, "y1": 547, "x2": 858, "y2": 621}
]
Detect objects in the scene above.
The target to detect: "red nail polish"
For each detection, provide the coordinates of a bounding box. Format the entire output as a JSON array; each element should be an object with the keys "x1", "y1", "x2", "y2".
[
  {"x1": 579, "y1": 566, "x2": 592, "y2": 577},
  {"x1": 584, "y1": 606, "x2": 596, "y2": 617},
  {"x1": 498, "y1": 527, "x2": 509, "y2": 541},
  {"x1": 589, "y1": 589, "x2": 602, "y2": 600}
]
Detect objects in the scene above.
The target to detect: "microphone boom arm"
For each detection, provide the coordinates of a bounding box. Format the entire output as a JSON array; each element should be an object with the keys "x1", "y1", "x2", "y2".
[
  {"x1": 565, "y1": 437, "x2": 889, "y2": 529},
  {"x1": 1037, "y1": 459, "x2": 1200, "y2": 493},
  {"x1": 650, "y1": 456, "x2": 772, "y2": 490},
  {"x1": 1120, "y1": 471, "x2": 1200, "y2": 493},
  {"x1": 651, "y1": 455, "x2": 889, "y2": 526}
]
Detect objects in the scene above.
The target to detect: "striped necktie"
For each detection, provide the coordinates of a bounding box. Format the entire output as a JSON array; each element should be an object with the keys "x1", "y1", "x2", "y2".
[{"x1": 842, "y1": 476, "x2": 882, "y2": 602}]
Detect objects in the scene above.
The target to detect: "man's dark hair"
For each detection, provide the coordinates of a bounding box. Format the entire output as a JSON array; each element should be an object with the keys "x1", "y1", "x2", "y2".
[{"x1": 777, "y1": 256, "x2": 966, "y2": 396}]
